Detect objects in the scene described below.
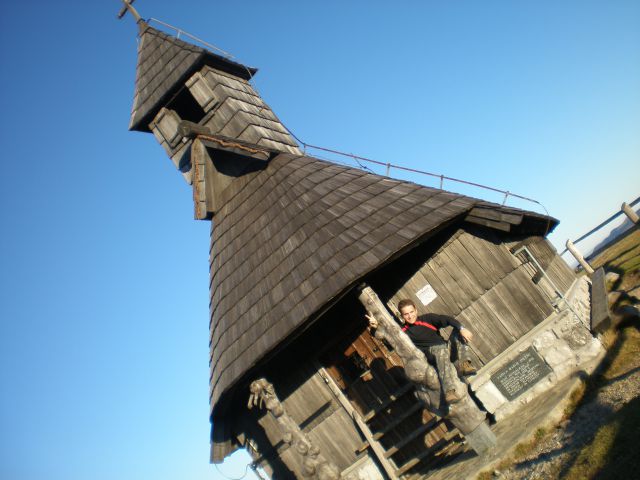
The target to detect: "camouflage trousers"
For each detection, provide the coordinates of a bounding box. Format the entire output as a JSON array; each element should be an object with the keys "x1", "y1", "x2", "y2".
[{"x1": 424, "y1": 333, "x2": 473, "y2": 395}]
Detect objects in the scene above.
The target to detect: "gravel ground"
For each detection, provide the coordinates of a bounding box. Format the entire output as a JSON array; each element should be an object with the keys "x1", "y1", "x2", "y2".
[{"x1": 492, "y1": 329, "x2": 640, "y2": 480}]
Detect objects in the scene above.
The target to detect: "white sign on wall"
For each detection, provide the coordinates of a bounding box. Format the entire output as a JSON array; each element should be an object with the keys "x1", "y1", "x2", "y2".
[{"x1": 416, "y1": 283, "x2": 438, "y2": 306}]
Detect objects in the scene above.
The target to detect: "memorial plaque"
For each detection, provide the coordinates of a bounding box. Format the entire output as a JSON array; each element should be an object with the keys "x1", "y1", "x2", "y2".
[{"x1": 491, "y1": 347, "x2": 552, "y2": 401}]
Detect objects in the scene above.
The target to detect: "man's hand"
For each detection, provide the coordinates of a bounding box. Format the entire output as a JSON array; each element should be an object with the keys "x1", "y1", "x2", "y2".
[
  {"x1": 460, "y1": 327, "x2": 473, "y2": 343},
  {"x1": 365, "y1": 312, "x2": 378, "y2": 329}
]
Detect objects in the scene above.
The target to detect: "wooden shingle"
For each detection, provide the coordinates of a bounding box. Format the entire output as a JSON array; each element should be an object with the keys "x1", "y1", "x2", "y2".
[
  {"x1": 207, "y1": 153, "x2": 559, "y2": 415},
  {"x1": 129, "y1": 23, "x2": 257, "y2": 132}
]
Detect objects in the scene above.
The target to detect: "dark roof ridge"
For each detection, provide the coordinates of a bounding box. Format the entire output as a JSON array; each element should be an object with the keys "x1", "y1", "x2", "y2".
[{"x1": 137, "y1": 22, "x2": 257, "y2": 80}]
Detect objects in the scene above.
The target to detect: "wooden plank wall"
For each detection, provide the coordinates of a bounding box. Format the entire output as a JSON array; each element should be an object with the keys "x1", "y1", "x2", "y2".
[
  {"x1": 247, "y1": 361, "x2": 364, "y2": 477},
  {"x1": 388, "y1": 227, "x2": 575, "y2": 365},
  {"x1": 504, "y1": 235, "x2": 575, "y2": 300}
]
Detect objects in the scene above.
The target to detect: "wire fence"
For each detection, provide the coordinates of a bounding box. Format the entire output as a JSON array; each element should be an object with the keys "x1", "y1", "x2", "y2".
[{"x1": 560, "y1": 195, "x2": 640, "y2": 256}]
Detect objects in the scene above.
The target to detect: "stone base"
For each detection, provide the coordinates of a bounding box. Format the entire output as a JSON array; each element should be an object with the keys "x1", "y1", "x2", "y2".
[
  {"x1": 464, "y1": 422, "x2": 497, "y2": 456},
  {"x1": 469, "y1": 276, "x2": 603, "y2": 421}
]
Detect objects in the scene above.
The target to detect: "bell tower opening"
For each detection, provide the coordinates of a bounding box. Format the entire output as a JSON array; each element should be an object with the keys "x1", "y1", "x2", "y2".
[{"x1": 167, "y1": 87, "x2": 206, "y2": 124}]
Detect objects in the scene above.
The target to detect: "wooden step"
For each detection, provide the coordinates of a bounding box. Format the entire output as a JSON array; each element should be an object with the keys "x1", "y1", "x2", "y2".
[
  {"x1": 357, "y1": 402, "x2": 422, "y2": 453},
  {"x1": 362, "y1": 383, "x2": 414, "y2": 422},
  {"x1": 394, "y1": 431, "x2": 461, "y2": 477},
  {"x1": 373, "y1": 402, "x2": 423, "y2": 440},
  {"x1": 384, "y1": 417, "x2": 440, "y2": 458}
]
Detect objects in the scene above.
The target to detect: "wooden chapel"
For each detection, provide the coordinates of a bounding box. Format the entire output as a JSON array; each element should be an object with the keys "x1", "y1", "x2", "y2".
[{"x1": 121, "y1": 4, "x2": 596, "y2": 479}]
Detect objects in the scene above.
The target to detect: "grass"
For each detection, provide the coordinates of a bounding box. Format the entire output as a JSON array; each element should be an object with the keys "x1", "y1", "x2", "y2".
[
  {"x1": 558, "y1": 325, "x2": 640, "y2": 479},
  {"x1": 563, "y1": 381, "x2": 587, "y2": 419},
  {"x1": 563, "y1": 325, "x2": 639, "y2": 419},
  {"x1": 589, "y1": 229, "x2": 640, "y2": 275},
  {"x1": 589, "y1": 229, "x2": 640, "y2": 296},
  {"x1": 475, "y1": 427, "x2": 554, "y2": 480},
  {"x1": 561, "y1": 397, "x2": 640, "y2": 480}
]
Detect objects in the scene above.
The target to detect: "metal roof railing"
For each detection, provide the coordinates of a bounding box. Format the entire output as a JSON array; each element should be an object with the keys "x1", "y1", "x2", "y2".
[{"x1": 298, "y1": 142, "x2": 548, "y2": 213}]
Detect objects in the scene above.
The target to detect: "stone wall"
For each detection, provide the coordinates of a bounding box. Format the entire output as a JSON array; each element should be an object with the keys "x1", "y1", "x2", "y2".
[{"x1": 469, "y1": 276, "x2": 603, "y2": 421}]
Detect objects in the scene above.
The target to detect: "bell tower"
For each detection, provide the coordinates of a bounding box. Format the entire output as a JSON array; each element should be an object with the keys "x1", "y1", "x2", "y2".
[{"x1": 120, "y1": 0, "x2": 301, "y2": 219}]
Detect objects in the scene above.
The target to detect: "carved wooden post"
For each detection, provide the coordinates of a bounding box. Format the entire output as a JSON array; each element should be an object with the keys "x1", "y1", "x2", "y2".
[
  {"x1": 358, "y1": 284, "x2": 496, "y2": 455},
  {"x1": 248, "y1": 378, "x2": 341, "y2": 480}
]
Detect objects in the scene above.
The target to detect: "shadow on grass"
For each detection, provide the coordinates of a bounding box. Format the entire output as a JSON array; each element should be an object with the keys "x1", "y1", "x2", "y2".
[
  {"x1": 560, "y1": 397, "x2": 640, "y2": 480},
  {"x1": 603, "y1": 244, "x2": 640, "y2": 272},
  {"x1": 507, "y1": 324, "x2": 636, "y2": 478}
]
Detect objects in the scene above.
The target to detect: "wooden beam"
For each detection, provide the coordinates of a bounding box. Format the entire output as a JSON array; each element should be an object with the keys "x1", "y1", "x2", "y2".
[
  {"x1": 191, "y1": 139, "x2": 210, "y2": 219},
  {"x1": 468, "y1": 207, "x2": 523, "y2": 225},
  {"x1": 465, "y1": 215, "x2": 512, "y2": 232},
  {"x1": 565, "y1": 240, "x2": 594, "y2": 275},
  {"x1": 318, "y1": 368, "x2": 399, "y2": 480},
  {"x1": 621, "y1": 202, "x2": 640, "y2": 225},
  {"x1": 117, "y1": 0, "x2": 142, "y2": 22},
  {"x1": 199, "y1": 137, "x2": 272, "y2": 161}
]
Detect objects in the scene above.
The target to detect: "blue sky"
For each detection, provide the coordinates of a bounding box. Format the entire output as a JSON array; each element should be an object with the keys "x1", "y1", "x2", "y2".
[{"x1": 0, "y1": 1, "x2": 638, "y2": 479}]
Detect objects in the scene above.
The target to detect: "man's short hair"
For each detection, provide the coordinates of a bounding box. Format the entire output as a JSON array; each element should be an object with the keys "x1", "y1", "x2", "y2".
[{"x1": 397, "y1": 299, "x2": 416, "y2": 311}]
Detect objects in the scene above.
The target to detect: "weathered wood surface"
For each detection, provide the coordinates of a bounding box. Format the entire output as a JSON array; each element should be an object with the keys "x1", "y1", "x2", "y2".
[
  {"x1": 388, "y1": 228, "x2": 569, "y2": 366},
  {"x1": 244, "y1": 361, "x2": 365, "y2": 477},
  {"x1": 129, "y1": 18, "x2": 565, "y2": 467},
  {"x1": 319, "y1": 369, "x2": 399, "y2": 480},
  {"x1": 249, "y1": 378, "x2": 341, "y2": 480},
  {"x1": 191, "y1": 138, "x2": 208, "y2": 219},
  {"x1": 150, "y1": 107, "x2": 181, "y2": 147},
  {"x1": 467, "y1": 206, "x2": 524, "y2": 225},
  {"x1": 358, "y1": 285, "x2": 495, "y2": 455},
  {"x1": 321, "y1": 322, "x2": 461, "y2": 476},
  {"x1": 506, "y1": 236, "x2": 575, "y2": 297},
  {"x1": 621, "y1": 201, "x2": 640, "y2": 225},
  {"x1": 566, "y1": 239, "x2": 595, "y2": 275},
  {"x1": 210, "y1": 166, "x2": 559, "y2": 464},
  {"x1": 191, "y1": 136, "x2": 275, "y2": 219},
  {"x1": 208, "y1": 157, "x2": 490, "y2": 412},
  {"x1": 186, "y1": 71, "x2": 219, "y2": 112},
  {"x1": 129, "y1": 23, "x2": 256, "y2": 132},
  {"x1": 590, "y1": 267, "x2": 611, "y2": 333},
  {"x1": 196, "y1": 68, "x2": 301, "y2": 154}
]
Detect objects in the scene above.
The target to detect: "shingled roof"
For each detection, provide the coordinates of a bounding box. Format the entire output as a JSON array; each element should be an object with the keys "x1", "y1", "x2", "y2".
[
  {"x1": 208, "y1": 151, "x2": 557, "y2": 418},
  {"x1": 129, "y1": 22, "x2": 257, "y2": 132}
]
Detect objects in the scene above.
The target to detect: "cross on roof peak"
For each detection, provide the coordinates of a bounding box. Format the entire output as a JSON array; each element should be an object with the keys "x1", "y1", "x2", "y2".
[{"x1": 117, "y1": 0, "x2": 142, "y2": 23}]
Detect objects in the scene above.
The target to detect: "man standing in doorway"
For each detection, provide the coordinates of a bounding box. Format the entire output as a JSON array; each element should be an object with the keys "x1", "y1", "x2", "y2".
[{"x1": 367, "y1": 299, "x2": 476, "y2": 403}]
